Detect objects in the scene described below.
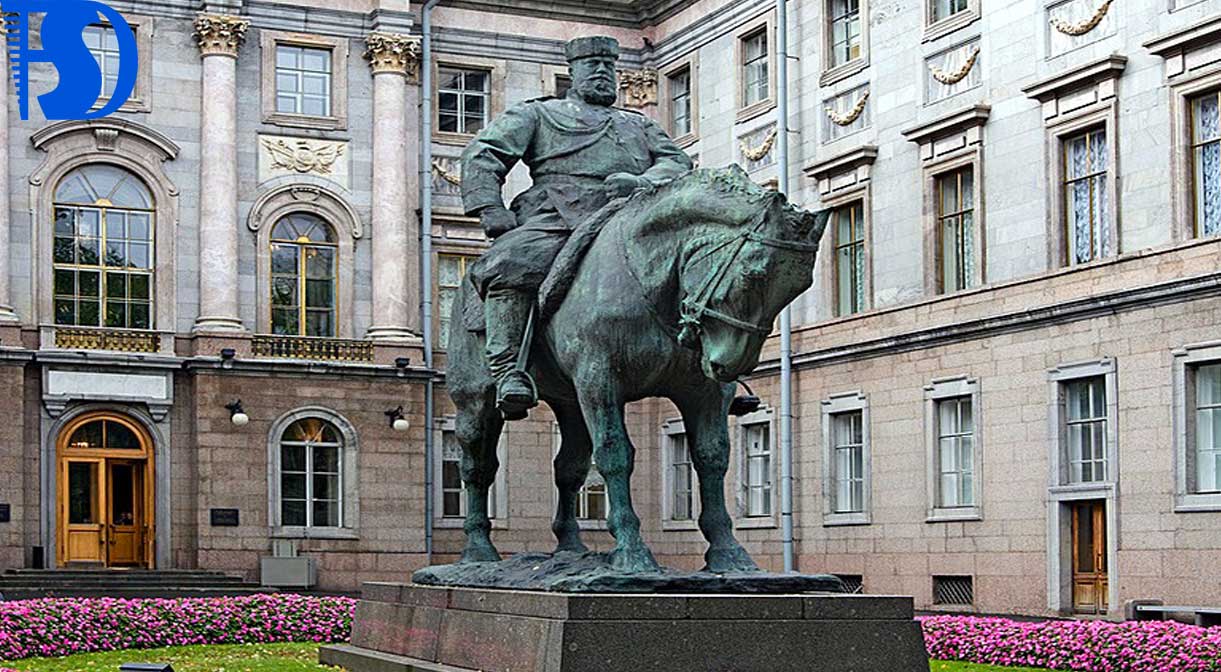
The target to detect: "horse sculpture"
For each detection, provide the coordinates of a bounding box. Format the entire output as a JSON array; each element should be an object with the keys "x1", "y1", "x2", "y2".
[{"x1": 443, "y1": 166, "x2": 830, "y2": 574}]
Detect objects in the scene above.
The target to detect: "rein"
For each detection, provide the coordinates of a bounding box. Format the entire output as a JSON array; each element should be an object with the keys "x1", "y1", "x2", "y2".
[{"x1": 620, "y1": 200, "x2": 819, "y2": 350}]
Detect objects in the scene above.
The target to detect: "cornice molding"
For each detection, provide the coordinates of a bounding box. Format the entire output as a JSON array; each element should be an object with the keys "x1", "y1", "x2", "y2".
[
  {"x1": 1022, "y1": 54, "x2": 1127, "y2": 102},
  {"x1": 438, "y1": 0, "x2": 696, "y2": 29},
  {"x1": 1144, "y1": 14, "x2": 1221, "y2": 57},
  {"x1": 901, "y1": 104, "x2": 991, "y2": 146},
  {"x1": 803, "y1": 145, "x2": 878, "y2": 183}
]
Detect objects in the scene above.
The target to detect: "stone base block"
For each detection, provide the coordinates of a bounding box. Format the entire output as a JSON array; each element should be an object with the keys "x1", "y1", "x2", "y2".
[{"x1": 320, "y1": 583, "x2": 930, "y2": 672}]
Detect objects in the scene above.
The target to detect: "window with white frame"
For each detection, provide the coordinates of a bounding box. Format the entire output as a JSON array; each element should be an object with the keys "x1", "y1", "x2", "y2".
[
  {"x1": 669, "y1": 67, "x2": 693, "y2": 138},
  {"x1": 925, "y1": 377, "x2": 982, "y2": 521},
  {"x1": 1191, "y1": 90, "x2": 1220, "y2": 238},
  {"x1": 1194, "y1": 364, "x2": 1221, "y2": 494},
  {"x1": 275, "y1": 44, "x2": 333, "y2": 117},
  {"x1": 823, "y1": 392, "x2": 871, "y2": 525},
  {"x1": 828, "y1": 0, "x2": 862, "y2": 68},
  {"x1": 440, "y1": 427, "x2": 500, "y2": 520},
  {"x1": 670, "y1": 433, "x2": 694, "y2": 521},
  {"x1": 1063, "y1": 127, "x2": 1112, "y2": 265},
  {"x1": 279, "y1": 417, "x2": 343, "y2": 528},
  {"x1": 742, "y1": 422, "x2": 772, "y2": 517},
  {"x1": 931, "y1": 0, "x2": 968, "y2": 22},
  {"x1": 832, "y1": 412, "x2": 865, "y2": 513},
  {"x1": 439, "y1": 67, "x2": 491, "y2": 135},
  {"x1": 1064, "y1": 377, "x2": 1108, "y2": 484},
  {"x1": 936, "y1": 397, "x2": 975, "y2": 508},
  {"x1": 84, "y1": 25, "x2": 123, "y2": 100},
  {"x1": 578, "y1": 457, "x2": 607, "y2": 521},
  {"x1": 936, "y1": 166, "x2": 976, "y2": 293},
  {"x1": 742, "y1": 30, "x2": 769, "y2": 109}
]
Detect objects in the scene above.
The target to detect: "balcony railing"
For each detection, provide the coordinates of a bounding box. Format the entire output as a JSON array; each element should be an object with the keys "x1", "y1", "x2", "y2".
[
  {"x1": 252, "y1": 334, "x2": 375, "y2": 363},
  {"x1": 54, "y1": 327, "x2": 161, "y2": 353}
]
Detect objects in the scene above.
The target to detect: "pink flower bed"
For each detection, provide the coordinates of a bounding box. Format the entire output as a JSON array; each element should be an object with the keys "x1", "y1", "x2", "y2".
[
  {"x1": 0, "y1": 594, "x2": 355, "y2": 662},
  {"x1": 922, "y1": 615, "x2": 1221, "y2": 671}
]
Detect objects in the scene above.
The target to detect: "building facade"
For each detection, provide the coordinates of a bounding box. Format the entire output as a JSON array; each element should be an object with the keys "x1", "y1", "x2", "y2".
[{"x1": 0, "y1": 0, "x2": 1219, "y2": 618}]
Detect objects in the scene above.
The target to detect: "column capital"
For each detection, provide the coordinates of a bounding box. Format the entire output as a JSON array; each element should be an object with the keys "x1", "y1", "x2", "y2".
[
  {"x1": 364, "y1": 32, "x2": 422, "y2": 80},
  {"x1": 618, "y1": 68, "x2": 659, "y2": 108},
  {"x1": 194, "y1": 13, "x2": 250, "y2": 58}
]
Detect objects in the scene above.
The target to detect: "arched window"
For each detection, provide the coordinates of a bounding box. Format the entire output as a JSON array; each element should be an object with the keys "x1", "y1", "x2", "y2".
[
  {"x1": 52, "y1": 165, "x2": 154, "y2": 329},
  {"x1": 279, "y1": 417, "x2": 343, "y2": 528},
  {"x1": 270, "y1": 214, "x2": 337, "y2": 337}
]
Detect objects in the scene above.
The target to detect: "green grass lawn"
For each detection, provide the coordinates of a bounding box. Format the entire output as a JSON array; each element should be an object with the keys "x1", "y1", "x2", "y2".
[
  {"x1": 1, "y1": 643, "x2": 337, "y2": 671},
  {"x1": 0, "y1": 644, "x2": 1055, "y2": 672}
]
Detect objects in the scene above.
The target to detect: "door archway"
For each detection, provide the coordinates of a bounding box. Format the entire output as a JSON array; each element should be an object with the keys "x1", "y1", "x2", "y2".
[{"x1": 56, "y1": 412, "x2": 155, "y2": 567}]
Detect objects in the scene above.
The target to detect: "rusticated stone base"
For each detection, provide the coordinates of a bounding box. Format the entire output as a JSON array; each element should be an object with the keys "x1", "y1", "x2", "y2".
[{"x1": 320, "y1": 583, "x2": 930, "y2": 672}]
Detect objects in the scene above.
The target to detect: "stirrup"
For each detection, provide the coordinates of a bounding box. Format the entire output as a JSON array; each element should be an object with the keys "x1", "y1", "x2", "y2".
[{"x1": 496, "y1": 371, "x2": 538, "y2": 421}]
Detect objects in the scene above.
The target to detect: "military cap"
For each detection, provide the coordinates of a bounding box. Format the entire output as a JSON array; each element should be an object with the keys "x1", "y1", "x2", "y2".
[{"x1": 564, "y1": 36, "x2": 620, "y2": 62}]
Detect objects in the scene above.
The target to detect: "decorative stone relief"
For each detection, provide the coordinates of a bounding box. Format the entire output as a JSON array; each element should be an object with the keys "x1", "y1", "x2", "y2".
[
  {"x1": 925, "y1": 40, "x2": 982, "y2": 104},
  {"x1": 738, "y1": 125, "x2": 777, "y2": 171},
  {"x1": 432, "y1": 157, "x2": 463, "y2": 197},
  {"x1": 193, "y1": 13, "x2": 250, "y2": 57},
  {"x1": 364, "y1": 32, "x2": 423, "y2": 81},
  {"x1": 258, "y1": 134, "x2": 350, "y2": 188},
  {"x1": 1047, "y1": 0, "x2": 1116, "y2": 56},
  {"x1": 618, "y1": 69, "x2": 659, "y2": 107},
  {"x1": 823, "y1": 85, "x2": 870, "y2": 143}
]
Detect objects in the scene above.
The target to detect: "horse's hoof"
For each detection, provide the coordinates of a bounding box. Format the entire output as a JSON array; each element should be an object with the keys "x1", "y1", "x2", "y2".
[
  {"x1": 459, "y1": 544, "x2": 502, "y2": 564},
  {"x1": 610, "y1": 544, "x2": 660, "y2": 573},
  {"x1": 703, "y1": 545, "x2": 760, "y2": 574},
  {"x1": 554, "y1": 539, "x2": 590, "y2": 554}
]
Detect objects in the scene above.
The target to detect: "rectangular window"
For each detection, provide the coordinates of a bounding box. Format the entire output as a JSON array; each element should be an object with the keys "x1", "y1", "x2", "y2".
[
  {"x1": 437, "y1": 254, "x2": 476, "y2": 349},
  {"x1": 829, "y1": 0, "x2": 862, "y2": 67},
  {"x1": 931, "y1": 0, "x2": 969, "y2": 22},
  {"x1": 84, "y1": 25, "x2": 122, "y2": 100},
  {"x1": 1063, "y1": 127, "x2": 1111, "y2": 265},
  {"x1": 53, "y1": 206, "x2": 154, "y2": 330},
  {"x1": 832, "y1": 411, "x2": 865, "y2": 513},
  {"x1": 833, "y1": 201, "x2": 866, "y2": 316},
  {"x1": 742, "y1": 30, "x2": 769, "y2": 108},
  {"x1": 578, "y1": 460, "x2": 607, "y2": 521},
  {"x1": 669, "y1": 67, "x2": 692, "y2": 138},
  {"x1": 1065, "y1": 377, "x2": 1108, "y2": 484},
  {"x1": 280, "y1": 439, "x2": 341, "y2": 528},
  {"x1": 275, "y1": 44, "x2": 333, "y2": 117},
  {"x1": 439, "y1": 67, "x2": 490, "y2": 135},
  {"x1": 441, "y1": 429, "x2": 498, "y2": 519},
  {"x1": 668, "y1": 432, "x2": 695, "y2": 521},
  {"x1": 743, "y1": 423, "x2": 772, "y2": 517},
  {"x1": 936, "y1": 167, "x2": 975, "y2": 293},
  {"x1": 936, "y1": 397, "x2": 975, "y2": 508},
  {"x1": 555, "y1": 75, "x2": 572, "y2": 99},
  {"x1": 1196, "y1": 364, "x2": 1221, "y2": 494},
  {"x1": 1191, "y1": 91, "x2": 1221, "y2": 238}
]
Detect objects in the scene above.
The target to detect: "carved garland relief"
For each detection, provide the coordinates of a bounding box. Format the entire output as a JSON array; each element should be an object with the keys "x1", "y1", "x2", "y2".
[
  {"x1": 825, "y1": 91, "x2": 870, "y2": 126},
  {"x1": 1050, "y1": 0, "x2": 1115, "y2": 36},
  {"x1": 740, "y1": 127, "x2": 778, "y2": 162},
  {"x1": 929, "y1": 46, "x2": 981, "y2": 86}
]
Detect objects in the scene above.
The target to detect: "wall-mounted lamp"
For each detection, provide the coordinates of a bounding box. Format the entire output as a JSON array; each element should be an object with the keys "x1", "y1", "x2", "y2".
[
  {"x1": 394, "y1": 357, "x2": 410, "y2": 370},
  {"x1": 385, "y1": 405, "x2": 409, "y2": 432},
  {"x1": 225, "y1": 400, "x2": 249, "y2": 427},
  {"x1": 220, "y1": 348, "x2": 236, "y2": 360}
]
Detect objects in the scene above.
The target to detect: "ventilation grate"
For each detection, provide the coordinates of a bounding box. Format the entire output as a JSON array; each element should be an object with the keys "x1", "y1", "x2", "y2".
[
  {"x1": 833, "y1": 574, "x2": 864, "y2": 594},
  {"x1": 933, "y1": 575, "x2": 974, "y2": 606}
]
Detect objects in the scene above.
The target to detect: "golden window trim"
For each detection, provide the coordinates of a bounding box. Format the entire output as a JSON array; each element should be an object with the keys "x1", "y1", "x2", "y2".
[
  {"x1": 268, "y1": 216, "x2": 340, "y2": 340},
  {"x1": 434, "y1": 249, "x2": 483, "y2": 352},
  {"x1": 260, "y1": 30, "x2": 350, "y2": 132},
  {"x1": 928, "y1": 159, "x2": 984, "y2": 295},
  {"x1": 817, "y1": 183, "x2": 872, "y2": 321}
]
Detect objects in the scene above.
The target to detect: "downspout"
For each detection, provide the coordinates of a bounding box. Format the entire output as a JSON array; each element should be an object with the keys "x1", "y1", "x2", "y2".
[
  {"x1": 421, "y1": 0, "x2": 441, "y2": 563},
  {"x1": 776, "y1": 0, "x2": 795, "y2": 574}
]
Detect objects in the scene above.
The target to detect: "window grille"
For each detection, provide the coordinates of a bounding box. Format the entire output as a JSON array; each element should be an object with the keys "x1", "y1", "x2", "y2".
[
  {"x1": 834, "y1": 574, "x2": 864, "y2": 594},
  {"x1": 933, "y1": 575, "x2": 975, "y2": 606}
]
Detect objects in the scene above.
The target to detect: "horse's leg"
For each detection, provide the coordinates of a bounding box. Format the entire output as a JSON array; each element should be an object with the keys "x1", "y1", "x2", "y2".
[
  {"x1": 551, "y1": 403, "x2": 592, "y2": 553},
  {"x1": 456, "y1": 396, "x2": 503, "y2": 563},
  {"x1": 676, "y1": 384, "x2": 760, "y2": 573},
  {"x1": 577, "y1": 383, "x2": 659, "y2": 572}
]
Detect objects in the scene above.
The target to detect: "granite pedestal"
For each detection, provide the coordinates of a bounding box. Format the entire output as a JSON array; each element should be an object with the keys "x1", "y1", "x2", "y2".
[{"x1": 320, "y1": 583, "x2": 930, "y2": 672}]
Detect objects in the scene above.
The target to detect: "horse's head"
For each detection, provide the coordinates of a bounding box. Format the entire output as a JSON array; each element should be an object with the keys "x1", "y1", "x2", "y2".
[{"x1": 670, "y1": 167, "x2": 831, "y2": 383}]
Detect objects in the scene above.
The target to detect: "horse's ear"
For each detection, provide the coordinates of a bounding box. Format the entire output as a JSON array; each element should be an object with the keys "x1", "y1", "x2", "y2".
[{"x1": 795, "y1": 208, "x2": 832, "y2": 242}]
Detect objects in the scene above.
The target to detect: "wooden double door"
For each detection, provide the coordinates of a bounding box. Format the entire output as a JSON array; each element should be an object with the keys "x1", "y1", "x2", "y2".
[
  {"x1": 57, "y1": 415, "x2": 154, "y2": 568},
  {"x1": 1071, "y1": 501, "x2": 1108, "y2": 615}
]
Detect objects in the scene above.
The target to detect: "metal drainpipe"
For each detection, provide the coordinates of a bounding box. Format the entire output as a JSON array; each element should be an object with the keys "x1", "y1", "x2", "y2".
[
  {"x1": 776, "y1": 0, "x2": 795, "y2": 574},
  {"x1": 421, "y1": 0, "x2": 441, "y2": 563}
]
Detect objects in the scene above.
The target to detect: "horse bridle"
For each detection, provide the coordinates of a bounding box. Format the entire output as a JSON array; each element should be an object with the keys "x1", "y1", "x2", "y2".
[{"x1": 676, "y1": 206, "x2": 819, "y2": 350}]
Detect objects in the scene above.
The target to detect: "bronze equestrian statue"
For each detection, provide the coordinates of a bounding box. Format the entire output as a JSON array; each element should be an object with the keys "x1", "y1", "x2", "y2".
[{"x1": 442, "y1": 36, "x2": 830, "y2": 575}]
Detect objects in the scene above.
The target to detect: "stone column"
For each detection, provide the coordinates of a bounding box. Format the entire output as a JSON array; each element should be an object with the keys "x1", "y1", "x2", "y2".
[
  {"x1": 0, "y1": 43, "x2": 17, "y2": 328},
  {"x1": 364, "y1": 33, "x2": 422, "y2": 342},
  {"x1": 192, "y1": 14, "x2": 249, "y2": 333}
]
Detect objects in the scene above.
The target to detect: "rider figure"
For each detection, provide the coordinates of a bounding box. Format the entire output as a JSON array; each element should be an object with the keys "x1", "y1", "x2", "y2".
[{"x1": 461, "y1": 36, "x2": 694, "y2": 419}]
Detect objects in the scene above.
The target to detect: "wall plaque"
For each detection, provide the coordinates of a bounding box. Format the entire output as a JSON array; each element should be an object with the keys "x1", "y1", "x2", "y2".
[{"x1": 210, "y1": 508, "x2": 239, "y2": 527}]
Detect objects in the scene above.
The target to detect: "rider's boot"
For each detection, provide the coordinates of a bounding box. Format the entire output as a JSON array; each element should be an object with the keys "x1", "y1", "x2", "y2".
[{"x1": 484, "y1": 289, "x2": 539, "y2": 420}]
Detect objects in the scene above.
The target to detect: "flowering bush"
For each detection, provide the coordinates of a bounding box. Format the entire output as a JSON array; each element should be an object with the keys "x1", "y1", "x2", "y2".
[
  {"x1": 922, "y1": 615, "x2": 1221, "y2": 671},
  {"x1": 0, "y1": 594, "x2": 355, "y2": 662}
]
